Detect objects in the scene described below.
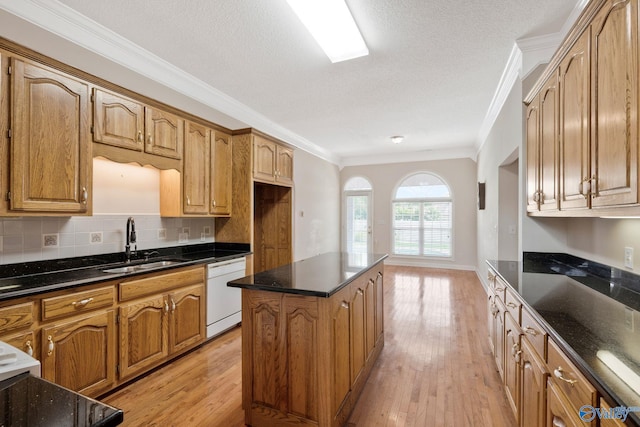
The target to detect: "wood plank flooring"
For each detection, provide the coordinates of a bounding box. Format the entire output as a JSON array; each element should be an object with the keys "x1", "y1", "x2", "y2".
[{"x1": 101, "y1": 266, "x2": 516, "y2": 427}]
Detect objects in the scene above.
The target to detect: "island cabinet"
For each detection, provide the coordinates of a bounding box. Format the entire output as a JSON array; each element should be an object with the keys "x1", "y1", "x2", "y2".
[
  {"x1": 117, "y1": 266, "x2": 205, "y2": 381},
  {"x1": 8, "y1": 57, "x2": 91, "y2": 214},
  {"x1": 232, "y1": 254, "x2": 386, "y2": 427},
  {"x1": 525, "y1": 0, "x2": 640, "y2": 216}
]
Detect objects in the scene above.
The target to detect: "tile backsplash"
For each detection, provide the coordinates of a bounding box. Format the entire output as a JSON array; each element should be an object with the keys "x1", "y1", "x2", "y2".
[{"x1": 0, "y1": 215, "x2": 216, "y2": 264}]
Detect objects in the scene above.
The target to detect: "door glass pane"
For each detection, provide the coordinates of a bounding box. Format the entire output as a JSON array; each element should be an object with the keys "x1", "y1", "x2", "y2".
[{"x1": 346, "y1": 194, "x2": 369, "y2": 253}]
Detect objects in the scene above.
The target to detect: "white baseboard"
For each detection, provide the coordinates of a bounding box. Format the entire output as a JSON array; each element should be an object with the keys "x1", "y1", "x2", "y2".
[{"x1": 384, "y1": 257, "x2": 476, "y2": 271}]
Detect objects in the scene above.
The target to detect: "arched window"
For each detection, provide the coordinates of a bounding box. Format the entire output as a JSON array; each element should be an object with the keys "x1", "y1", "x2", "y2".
[
  {"x1": 343, "y1": 177, "x2": 373, "y2": 254},
  {"x1": 392, "y1": 173, "x2": 452, "y2": 257}
]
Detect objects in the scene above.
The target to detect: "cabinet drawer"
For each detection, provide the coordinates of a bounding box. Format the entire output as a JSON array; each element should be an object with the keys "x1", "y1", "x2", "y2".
[
  {"x1": 0, "y1": 302, "x2": 34, "y2": 334},
  {"x1": 599, "y1": 398, "x2": 627, "y2": 427},
  {"x1": 504, "y1": 287, "x2": 521, "y2": 322},
  {"x1": 494, "y1": 276, "x2": 507, "y2": 302},
  {"x1": 42, "y1": 286, "x2": 115, "y2": 322},
  {"x1": 547, "y1": 378, "x2": 592, "y2": 427},
  {"x1": 547, "y1": 339, "x2": 596, "y2": 415},
  {"x1": 119, "y1": 266, "x2": 204, "y2": 301},
  {"x1": 0, "y1": 330, "x2": 36, "y2": 358},
  {"x1": 521, "y1": 306, "x2": 547, "y2": 361}
]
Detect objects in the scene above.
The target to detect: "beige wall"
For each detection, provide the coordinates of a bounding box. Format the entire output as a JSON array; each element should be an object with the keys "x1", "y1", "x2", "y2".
[
  {"x1": 293, "y1": 150, "x2": 341, "y2": 260},
  {"x1": 341, "y1": 158, "x2": 478, "y2": 270}
]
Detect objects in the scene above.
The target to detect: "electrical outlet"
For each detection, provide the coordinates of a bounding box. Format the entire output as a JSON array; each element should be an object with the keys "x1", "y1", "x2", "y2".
[
  {"x1": 157, "y1": 229, "x2": 167, "y2": 240},
  {"x1": 203, "y1": 226, "x2": 211, "y2": 235},
  {"x1": 625, "y1": 247, "x2": 634, "y2": 269},
  {"x1": 43, "y1": 234, "x2": 59, "y2": 248},
  {"x1": 200, "y1": 232, "x2": 206, "y2": 242},
  {"x1": 625, "y1": 306, "x2": 635, "y2": 332},
  {"x1": 178, "y1": 232, "x2": 188, "y2": 243},
  {"x1": 182, "y1": 227, "x2": 190, "y2": 236},
  {"x1": 90, "y1": 232, "x2": 103, "y2": 244}
]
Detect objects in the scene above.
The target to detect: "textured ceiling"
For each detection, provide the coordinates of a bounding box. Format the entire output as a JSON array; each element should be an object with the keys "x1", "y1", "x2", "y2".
[{"x1": 7, "y1": 0, "x2": 581, "y2": 164}]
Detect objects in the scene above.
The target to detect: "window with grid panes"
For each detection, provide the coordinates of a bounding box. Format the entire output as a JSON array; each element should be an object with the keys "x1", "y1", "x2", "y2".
[{"x1": 392, "y1": 173, "x2": 452, "y2": 257}]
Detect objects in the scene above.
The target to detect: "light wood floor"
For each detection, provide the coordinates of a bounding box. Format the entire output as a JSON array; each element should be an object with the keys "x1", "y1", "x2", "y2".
[{"x1": 101, "y1": 266, "x2": 516, "y2": 427}]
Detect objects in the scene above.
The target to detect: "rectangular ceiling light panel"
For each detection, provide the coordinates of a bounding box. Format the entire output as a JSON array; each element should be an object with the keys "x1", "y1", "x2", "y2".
[{"x1": 286, "y1": 0, "x2": 369, "y2": 63}]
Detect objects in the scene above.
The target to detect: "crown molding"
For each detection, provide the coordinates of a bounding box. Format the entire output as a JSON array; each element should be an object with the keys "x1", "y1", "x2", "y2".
[
  {"x1": 0, "y1": 0, "x2": 340, "y2": 165},
  {"x1": 339, "y1": 146, "x2": 477, "y2": 169}
]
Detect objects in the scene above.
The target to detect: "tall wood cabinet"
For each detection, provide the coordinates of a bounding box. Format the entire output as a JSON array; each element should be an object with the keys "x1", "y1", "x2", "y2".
[
  {"x1": 253, "y1": 135, "x2": 294, "y2": 187},
  {"x1": 183, "y1": 121, "x2": 211, "y2": 215},
  {"x1": 9, "y1": 58, "x2": 91, "y2": 214},
  {"x1": 210, "y1": 131, "x2": 233, "y2": 216},
  {"x1": 525, "y1": 0, "x2": 640, "y2": 216}
]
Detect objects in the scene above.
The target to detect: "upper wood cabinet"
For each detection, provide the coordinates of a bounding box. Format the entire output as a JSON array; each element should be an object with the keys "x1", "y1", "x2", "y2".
[
  {"x1": 93, "y1": 88, "x2": 183, "y2": 161},
  {"x1": 590, "y1": 0, "x2": 639, "y2": 208},
  {"x1": 9, "y1": 58, "x2": 91, "y2": 214},
  {"x1": 210, "y1": 131, "x2": 232, "y2": 216},
  {"x1": 183, "y1": 121, "x2": 211, "y2": 215},
  {"x1": 253, "y1": 136, "x2": 294, "y2": 187},
  {"x1": 559, "y1": 30, "x2": 591, "y2": 211},
  {"x1": 525, "y1": 0, "x2": 640, "y2": 216}
]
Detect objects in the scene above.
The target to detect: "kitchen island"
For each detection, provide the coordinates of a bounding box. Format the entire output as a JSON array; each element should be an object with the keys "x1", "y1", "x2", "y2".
[{"x1": 228, "y1": 252, "x2": 387, "y2": 427}]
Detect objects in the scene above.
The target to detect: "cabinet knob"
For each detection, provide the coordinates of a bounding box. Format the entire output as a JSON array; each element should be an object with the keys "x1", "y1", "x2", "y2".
[
  {"x1": 164, "y1": 300, "x2": 169, "y2": 314},
  {"x1": 148, "y1": 134, "x2": 153, "y2": 145},
  {"x1": 341, "y1": 301, "x2": 349, "y2": 309},
  {"x1": 171, "y1": 298, "x2": 176, "y2": 312},
  {"x1": 212, "y1": 200, "x2": 216, "y2": 208},
  {"x1": 137, "y1": 131, "x2": 143, "y2": 142},
  {"x1": 81, "y1": 187, "x2": 88, "y2": 205},
  {"x1": 47, "y1": 335, "x2": 54, "y2": 356},
  {"x1": 524, "y1": 326, "x2": 539, "y2": 336},
  {"x1": 507, "y1": 302, "x2": 518, "y2": 309},
  {"x1": 72, "y1": 297, "x2": 93, "y2": 307},
  {"x1": 186, "y1": 196, "x2": 190, "y2": 206},
  {"x1": 25, "y1": 340, "x2": 33, "y2": 356},
  {"x1": 553, "y1": 366, "x2": 577, "y2": 385}
]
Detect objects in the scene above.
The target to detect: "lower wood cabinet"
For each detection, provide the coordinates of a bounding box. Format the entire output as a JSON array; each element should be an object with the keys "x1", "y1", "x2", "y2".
[
  {"x1": 520, "y1": 338, "x2": 547, "y2": 427},
  {"x1": 504, "y1": 311, "x2": 521, "y2": 422},
  {"x1": 41, "y1": 309, "x2": 116, "y2": 397},
  {"x1": 241, "y1": 263, "x2": 384, "y2": 427}
]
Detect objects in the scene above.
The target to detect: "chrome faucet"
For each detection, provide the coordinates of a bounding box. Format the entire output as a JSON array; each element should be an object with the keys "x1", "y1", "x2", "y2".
[{"x1": 125, "y1": 217, "x2": 137, "y2": 262}]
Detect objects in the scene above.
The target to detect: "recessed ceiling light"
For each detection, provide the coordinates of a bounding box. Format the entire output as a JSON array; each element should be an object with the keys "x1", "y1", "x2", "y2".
[
  {"x1": 391, "y1": 136, "x2": 404, "y2": 144},
  {"x1": 286, "y1": 0, "x2": 369, "y2": 63}
]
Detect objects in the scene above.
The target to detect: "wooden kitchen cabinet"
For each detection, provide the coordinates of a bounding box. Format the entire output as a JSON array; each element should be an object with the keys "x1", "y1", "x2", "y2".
[
  {"x1": 118, "y1": 266, "x2": 205, "y2": 381},
  {"x1": 504, "y1": 311, "x2": 521, "y2": 422},
  {"x1": 41, "y1": 309, "x2": 116, "y2": 397},
  {"x1": 241, "y1": 262, "x2": 384, "y2": 427},
  {"x1": 210, "y1": 130, "x2": 232, "y2": 216},
  {"x1": 558, "y1": 30, "x2": 590, "y2": 211},
  {"x1": 253, "y1": 135, "x2": 294, "y2": 186},
  {"x1": 9, "y1": 57, "x2": 91, "y2": 214},
  {"x1": 520, "y1": 338, "x2": 547, "y2": 427},
  {"x1": 92, "y1": 88, "x2": 145, "y2": 152},
  {"x1": 144, "y1": 106, "x2": 183, "y2": 160},
  {"x1": 183, "y1": 121, "x2": 211, "y2": 215},
  {"x1": 590, "y1": 0, "x2": 639, "y2": 208},
  {"x1": 168, "y1": 284, "x2": 205, "y2": 354}
]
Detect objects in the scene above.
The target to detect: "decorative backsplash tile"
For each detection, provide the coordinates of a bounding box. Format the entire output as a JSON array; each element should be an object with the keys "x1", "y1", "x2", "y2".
[{"x1": 0, "y1": 215, "x2": 216, "y2": 265}]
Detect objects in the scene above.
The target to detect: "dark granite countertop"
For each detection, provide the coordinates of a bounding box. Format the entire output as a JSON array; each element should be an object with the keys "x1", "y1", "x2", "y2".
[
  {"x1": 228, "y1": 252, "x2": 388, "y2": 297},
  {"x1": 0, "y1": 242, "x2": 250, "y2": 301},
  {"x1": 0, "y1": 373, "x2": 122, "y2": 426},
  {"x1": 488, "y1": 253, "x2": 640, "y2": 426}
]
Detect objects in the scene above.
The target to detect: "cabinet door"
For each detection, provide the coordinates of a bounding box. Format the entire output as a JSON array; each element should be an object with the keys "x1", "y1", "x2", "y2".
[
  {"x1": 331, "y1": 285, "x2": 351, "y2": 415},
  {"x1": 350, "y1": 281, "x2": 366, "y2": 385},
  {"x1": 539, "y1": 72, "x2": 560, "y2": 212},
  {"x1": 10, "y1": 58, "x2": 90, "y2": 213},
  {"x1": 374, "y1": 270, "x2": 384, "y2": 341},
  {"x1": 183, "y1": 121, "x2": 210, "y2": 215},
  {"x1": 494, "y1": 298, "x2": 505, "y2": 379},
  {"x1": 520, "y1": 338, "x2": 547, "y2": 427},
  {"x1": 41, "y1": 310, "x2": 116, "y2": 397},
  {"x1": 92, "y1": 88, "x2": 144, "y2": 151},
  {"x1": 559, "y1": 31, "x2": 591, "y2": 210},
  {"x1": 487, "y1": 294, "x2": 496, "y2": 355},
  {"x1": 119, "y1": 295, "x2": 168, "y2": 380},
  {"x1": 210, "y1": 131, "x2": 232, "y2": 216},
  {"x1": 364, "y1": 278, "x2": 376, "y2": 360},
  {"x1": 504, "y1": 312, "x2": 520, "y2": 422},
  {"x1": 526, "y1": 99, "x2": 541, "y2": 212},
  {"x1": 546, "y1": 379, "x2": 585, "y2": 427},
  {"x1": 144, "y1": 107, "x2": 183, "y2": 159},
  {"x1": 276, "y1": 145, "x2": 294, "y2": 186},
  {"x1": 591, "y1": 0, "x2": 639, "y2": 207},
  {"x1": 168, "y1": 284, "x2": 205, "y2": 354},
  {"x1": 253, "y1": 137, "x2": 277, "y2": 183}
]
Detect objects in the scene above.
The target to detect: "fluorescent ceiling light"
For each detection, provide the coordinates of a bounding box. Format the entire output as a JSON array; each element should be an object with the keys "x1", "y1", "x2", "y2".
[{"x1": 286, "y1": 0, "x2": 369, "y2": 63}]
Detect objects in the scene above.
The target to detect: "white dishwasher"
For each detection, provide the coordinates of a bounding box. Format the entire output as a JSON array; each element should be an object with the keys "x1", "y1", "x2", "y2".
[{"x1": 206, "y1": 257, "x2": 247, "y2": 339}]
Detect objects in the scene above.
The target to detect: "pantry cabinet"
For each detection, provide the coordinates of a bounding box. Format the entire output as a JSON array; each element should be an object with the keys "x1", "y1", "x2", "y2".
[
  {"x1": 9, "y1": 58, "x2": 91, "y2": 214},
  {"x1": 253, "y1": 136, "x2": 294, "y2": 187}
]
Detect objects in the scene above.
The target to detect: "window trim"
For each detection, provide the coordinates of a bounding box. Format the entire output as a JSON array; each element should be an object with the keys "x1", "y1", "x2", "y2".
[{"x1": 391, "y1": 172, "x2": 454, "y2": 259}]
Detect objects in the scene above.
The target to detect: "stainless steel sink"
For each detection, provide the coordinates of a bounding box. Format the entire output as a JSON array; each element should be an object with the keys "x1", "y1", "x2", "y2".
[{"x1": 102, "y1": 260, "x2": 183, "y2": 274}]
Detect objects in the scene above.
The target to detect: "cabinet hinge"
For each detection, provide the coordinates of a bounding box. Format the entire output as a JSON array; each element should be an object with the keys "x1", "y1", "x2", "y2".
[
  {"x1": 116, "y1": 364, "x2": 120, "y2": 374},
  {"x1": 7, "y1": 129, "x2": 11, "y2": 139},
  {"x1": 90, "y1": 93, "x2": 94, "y2": 103},
  {"x1": 5, "y1": 191, "x2": 10, "y2": 201},
  {"x1": 7, "y1": 66, "x2": 11, "y2": 75}
]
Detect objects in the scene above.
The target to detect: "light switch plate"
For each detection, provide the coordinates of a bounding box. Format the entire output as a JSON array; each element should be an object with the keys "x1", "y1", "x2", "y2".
[{"x1": 625, "y1": 247, "x2": 634, "y2": 269}]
